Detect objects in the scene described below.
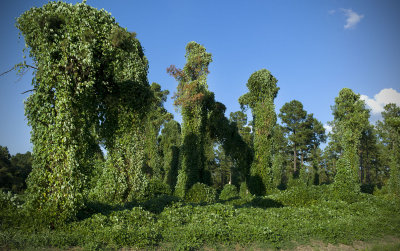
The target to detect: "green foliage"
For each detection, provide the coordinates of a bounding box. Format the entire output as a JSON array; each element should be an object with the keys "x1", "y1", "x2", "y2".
[
  {"x1": 208, "y1": 106, "x2": 253, "y2": 190},
  {"x1": 168, "y1": 42, "x2": 214, "y2": 197},
  {"x1": 2, "y1": 187, "x2": 400, "y2": 250},
  {"x1": 377, "y1": 103, "x2": 400, "y2": 197},
  {"x1": 230, "y1": 111, "x2": 252, "y2": 145},
  {"x1": 333, "y1": 149, "x2": 361, "y2": 202},
  {"x1": 239, "y1": 69, "x2": 279, "y2": 195},
  {"x1": 239, "y1": 181, "x2": 252, "y2": 199},
  {"x1": 329, "y1": 88, "x2": 369, "y2": 201},
  {"x1": 17, "y1": 1, "x2": 153, "y2": 223},
  {"x1": 279, "y1": 100, "x2": 326, "y2": 180},
  {"x1": 270, "y1": 184, "x2": 329, "y2": 207},
  {"x1": 279, "y1": 100, "x2": 307, "y2": 177},
  {"x1": 159, "y1": 120, "x2": 181, "y2": 190},
  {"x1": 0, "y1": 147, "x2": 32, "y2": 193},
  {"x1": 219, "y1": 184, "x2": 238, "y2": 200},
  {"x1": 185, "y1": 182, "x2": 217, "y2": 204},
  {"x1": 143, "y1": 179, "x2": 172, "y2": 199},
  {"x1": 143, "y1": 83, "x2": 172, "y2": 180},
  {"x1": 88, "y1": 159, "x2": 130, "y2": 204},
  {"x1": 141, "y1": 195, "x2": 181, "y2": 214}
]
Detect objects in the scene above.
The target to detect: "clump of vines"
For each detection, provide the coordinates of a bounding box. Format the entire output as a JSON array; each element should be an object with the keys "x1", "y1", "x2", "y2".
[
  {"x1": 239, "y1": 69, "x2": 279, "y2": 195},
  {"x1": 167, "y1": 42, "x2": 213, "y2": 197},
  {"x1": 18, "y1": 1, "x2": 152, "y2": 223}
]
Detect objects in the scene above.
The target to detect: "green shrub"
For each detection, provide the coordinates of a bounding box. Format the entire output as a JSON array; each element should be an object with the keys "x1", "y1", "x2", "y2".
[
  {"x1": 270, "y1": 184, "x2": 331, "y2": 207},
  {"x1": 374, "y1": 185, "x2": 389, "y2": 197},
  {"x1": 0, "y1": 191, "x2": 24, "y2": 210},
  {"x1": 142, "y1": 195, "x2": 181, "y2": 214},
  {"x1": 185, "y1": 183, "x2": 216, "y2": 204},
  {"x1": 2, "y1": 186, "x2": 400, "y2": 250},
  {"x1": 144, "y1": 179, "x2": 172, "y2": 199},
  {"x1": 239, "y1": 182, "x2": 252, "y2": 199},
  {"x1": 219, "y1": 184, "x2": 238, "y2": 201}
]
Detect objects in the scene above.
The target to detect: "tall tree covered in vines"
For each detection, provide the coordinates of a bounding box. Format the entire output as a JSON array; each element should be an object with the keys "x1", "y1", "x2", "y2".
[
  {"x1": 239, "y1": 69, "x2": 279, "y2": 195},
  {"x1": 330, "y1": 88, "x2": 369, "y2": 201},
  {"x1": 18, "y1": 1, "x2": 152, "y2": 223},
  {"x1": 167, "y1": 41, "x2": 213, "y2": 197},
  {"x1": 377, "y1": 103, "x2": 400, "y2": 197},
  {"x1": 143, "y1": 83, "x2": 172, "y2": 180},
  {"x1": 159, "y1": 120, "x2": 181, "y2": 190}
]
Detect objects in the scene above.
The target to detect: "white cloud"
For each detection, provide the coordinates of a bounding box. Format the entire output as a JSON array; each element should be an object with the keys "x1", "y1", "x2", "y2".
[
  {"x1": 360, "y1": 88, "x2": 400, "y2": 115},
  {"x1": 341, "y1": 9, "x2": 364, "y2": 29},
  {"x1": 328, "y1": 9, "x2": 336, "y2": 15},
  {"x1": 323, "y1": 124, "x2": 332, "y2": 134}
]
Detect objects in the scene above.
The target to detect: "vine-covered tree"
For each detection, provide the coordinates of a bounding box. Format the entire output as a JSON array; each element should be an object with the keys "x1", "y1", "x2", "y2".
[
  {"x1": 303, "y1": 115, "x2": 326, "y2": 185},
  {"x1": 330, "y1": 88, "x2": 369, "y2": 200},
  {"x1": 143, "y1": 83, "x2": 172, "y2": 180},
  {"x1": 271, "y1": 124, "x2": 291, "y2": 189},
  {"x1": 159, "y1": 120, "x2": 181, "y2": 190},
  {"x1": 358, "y1": 125, "x2": 380, "y2": 187},
  {"x1": 377, "y1": 103, "x2": 400, "y2": 197},
  {"x1": 17, "y1": 1, "x2": 152, "y2": 222},
  {"x1": 167, "y1": 41, "x2": 213, "y2": 197},
  {"x1": 239, "y1": 69, "x2": 279, "y2": 195}
]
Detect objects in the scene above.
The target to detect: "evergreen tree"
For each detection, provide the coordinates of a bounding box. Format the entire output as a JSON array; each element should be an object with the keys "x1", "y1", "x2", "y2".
[
  {"x1": 279, "y1": 101, "x2": 325, "y2": 181},
  {"x1": 279, "y1": 100, "x2": 307, "y2": 177},
  {"x1": 377, "y1": 103, "x2": 400, "y2": 197}
]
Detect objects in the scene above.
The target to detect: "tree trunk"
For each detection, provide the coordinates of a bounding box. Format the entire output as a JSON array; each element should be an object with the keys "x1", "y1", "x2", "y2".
[
  {"x1": 366, "y1": 146, "x2": 371, "y2": 184},
  {"x1": 229, "y1": 167, "x2": 232, "y2": 185},
  {"x1": 301, "y1": 152, "x2": 304, "y2": 168},
  {"x1": 360, "y1": 151, "x2": 364, "y2": 184},
  {"x1": 293, "y1": 144, "x2": 297, "y2": 176}
]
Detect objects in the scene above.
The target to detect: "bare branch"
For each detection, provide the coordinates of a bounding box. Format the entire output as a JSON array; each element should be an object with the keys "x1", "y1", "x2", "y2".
[
  {"x1": 0, "y1": 66, "x2": 16, "y2": 77},
  {"x1": 21, "y1": 89, "x2": 36, "y2": 94},
  {"x1": 25, "y1": 64, "x2": 38, "y2": 70},
  {"x1": 0, "y1": 63, "x2": 38, "y2": 77}
]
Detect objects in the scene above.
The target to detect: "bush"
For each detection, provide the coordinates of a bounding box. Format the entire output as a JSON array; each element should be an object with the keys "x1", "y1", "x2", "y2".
[
  {"x1": 270, "y1": 185, "x2": 331, "y2": 207},
  {"x1": 219, "y1": 184, "x2": 238, "y2": 201},
  {"x1": 185, "y1": 183, "x2": 217, "y2": 204},
  {"x1": 142, "y1": 195, "x2": 181, "y2": 214},
  {"x1": 2, "y1": 190, "x2": 400, "y2": 249},
  {"x1": 143, "y1": 179, "x2": 172, "y2": 199},
  {"x1": 0, "y1": 191, "x2": 24, "y2": 210},
  {"x1": 239, "y1": 182, "x2": 252, "y2": 199}
]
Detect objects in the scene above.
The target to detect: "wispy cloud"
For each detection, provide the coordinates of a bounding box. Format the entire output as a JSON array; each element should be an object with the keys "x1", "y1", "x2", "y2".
[
  {"x1": 360, "y1": 88, "x2": 400, "y2": 115},
  {"x1": 341, "y1": 8, "x2": 364, "y2": 29}
]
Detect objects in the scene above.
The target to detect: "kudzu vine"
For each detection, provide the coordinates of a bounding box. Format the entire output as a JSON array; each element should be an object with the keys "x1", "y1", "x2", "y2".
[
  {"x1": 168, "y1": 42, "x2": 213, "y2": 197},
  {"x1": 18, "y1": 1, "x2": 152, "y2": 222},
  {"x1": 239, "y1": 69, "x2": 279, "y2": 195}
]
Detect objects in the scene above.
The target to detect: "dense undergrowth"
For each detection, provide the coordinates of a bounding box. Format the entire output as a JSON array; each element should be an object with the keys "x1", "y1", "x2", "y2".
[{"x1": 1, "y1": 184, "x2": 400, "y2": 250}]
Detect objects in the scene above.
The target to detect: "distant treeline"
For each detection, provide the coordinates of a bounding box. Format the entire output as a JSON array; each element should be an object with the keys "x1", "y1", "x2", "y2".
[{"x1": 0, "y1": 146, "x2": 32, "y2": 193}]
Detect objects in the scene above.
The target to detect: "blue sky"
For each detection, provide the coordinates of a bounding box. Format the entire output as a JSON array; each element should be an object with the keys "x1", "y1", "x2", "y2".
[{"x1": 1, "y1": 0, "x2": 400, "y2": 155}]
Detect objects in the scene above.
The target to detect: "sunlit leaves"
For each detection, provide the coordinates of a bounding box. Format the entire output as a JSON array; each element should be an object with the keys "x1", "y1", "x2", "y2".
[
  {"x1": 239, "y1": 69, "x2": 279, "y2": 195},
  {"x1": 18, "y1": 1, "x2": 152, "y2": 223}
]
